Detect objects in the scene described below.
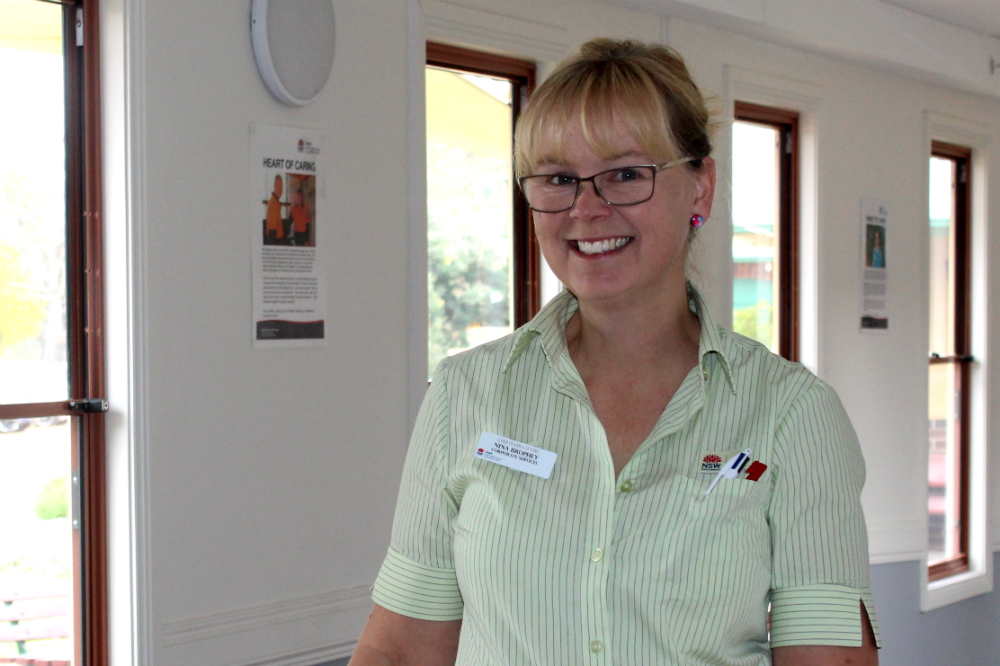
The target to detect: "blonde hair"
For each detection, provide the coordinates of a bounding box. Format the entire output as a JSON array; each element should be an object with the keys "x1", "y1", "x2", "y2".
[{"x1": 514, "y1": 38, "x2": 712, "y2": 178}]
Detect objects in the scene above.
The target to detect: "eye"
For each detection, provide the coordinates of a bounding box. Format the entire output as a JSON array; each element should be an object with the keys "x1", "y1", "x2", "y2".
[
  {"x1": 544, "y1": 174, "x2": 577, "y2": 187},
  {"x1": 611, "y1": 167, "x2": 647, "y2": 182}
]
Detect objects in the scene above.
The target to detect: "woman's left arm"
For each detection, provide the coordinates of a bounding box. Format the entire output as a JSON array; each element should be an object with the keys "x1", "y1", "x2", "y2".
[
  {"x1": 768, "y1": 381, "x2": 881, "y2": 662},
  {"x1": 772, "y1": 603, "x2": 879, "y2": 666}
]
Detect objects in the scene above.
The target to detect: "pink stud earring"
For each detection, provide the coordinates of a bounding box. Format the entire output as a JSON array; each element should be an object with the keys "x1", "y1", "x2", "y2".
[{"x1": 690, "y1": 214, "x2": 704, "y2": 228}]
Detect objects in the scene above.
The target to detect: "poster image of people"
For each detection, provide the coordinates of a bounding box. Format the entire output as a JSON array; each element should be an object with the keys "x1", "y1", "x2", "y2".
[
  {"x1": 262, "y1": 173, "x2": 316, "y2": 247},
  {"x1": 865, "y1": 224, "x2": 885, "y2": 268}
]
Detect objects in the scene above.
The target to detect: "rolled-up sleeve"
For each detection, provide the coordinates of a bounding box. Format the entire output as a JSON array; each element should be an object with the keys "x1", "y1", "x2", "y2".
[
  {"x1": 768, "y1": 382, "x2": 881, "y2": 648},
  {"x1": 371, "y1": 361, "x2": 464, "y2": 621}
]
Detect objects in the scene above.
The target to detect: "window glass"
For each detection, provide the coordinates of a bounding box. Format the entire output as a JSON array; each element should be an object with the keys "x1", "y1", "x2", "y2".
[
  {"x1": 0, "y1": 416, "x2": 75, "y2": 664},
  {"x1": 731, "y1": 121, "x2": 780, "y2": 353},
  {"x1": 426, "y1": 67, "x2": 515, "y2": 379},
  {"x1": 0, "y1": 0, "x2": 68, "y2": 405},
  {"x1": 1, "y1": 5, "x2": 77, "y2": 664},
  {"x1": 927, "y1": 155, "x2": 961, "y2": 566}
]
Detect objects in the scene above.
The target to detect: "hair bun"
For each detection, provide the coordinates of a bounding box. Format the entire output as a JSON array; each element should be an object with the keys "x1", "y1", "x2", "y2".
[{"x1": 580, "y1": 38, "x2": 646, "y2": 61}]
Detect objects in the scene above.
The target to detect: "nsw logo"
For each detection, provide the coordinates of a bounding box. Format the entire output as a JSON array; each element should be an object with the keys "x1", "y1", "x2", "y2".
[{"x1": 700, "y1": 453, "x2": 723, "y2": 474}]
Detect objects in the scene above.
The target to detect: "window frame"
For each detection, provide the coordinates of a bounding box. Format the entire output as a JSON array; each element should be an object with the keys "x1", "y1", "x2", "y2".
[
  {"x1": 927, "y1": 140, "x2": 973, "y2": 583},
  {"x1": 0, "y1": 1, "x2": 107, "y2": 663},
  {"x1": 425, "y1": 41, "x2": 540, "y2": 329},
  {"x1": 733, "y1": 101, "x2": 800, "y2": 361}
]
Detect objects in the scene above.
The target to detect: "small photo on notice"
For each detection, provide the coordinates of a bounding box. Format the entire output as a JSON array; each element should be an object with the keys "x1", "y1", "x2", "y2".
[
  {"x1": 865, "y1": 224, "x2": 885, "y2": 269},
  {"x1": 262, "y1": 173, "x2": 317, "y2": 247}
]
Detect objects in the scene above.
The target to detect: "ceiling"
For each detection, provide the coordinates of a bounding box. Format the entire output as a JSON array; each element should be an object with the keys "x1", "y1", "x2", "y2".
[{"x1": 883, "y1": 0, "x2": 1000, "y2": 40}]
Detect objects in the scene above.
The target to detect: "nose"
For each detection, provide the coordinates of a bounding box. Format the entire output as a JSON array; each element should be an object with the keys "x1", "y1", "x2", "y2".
[{"x1": 570, "y1": 179, "x2": 609, "y2": 217}]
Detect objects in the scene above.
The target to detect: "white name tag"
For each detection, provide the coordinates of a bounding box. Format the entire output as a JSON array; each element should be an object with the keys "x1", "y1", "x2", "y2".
[{"x1": 474, "y1": 432, "x2": 557, "y2": 479}]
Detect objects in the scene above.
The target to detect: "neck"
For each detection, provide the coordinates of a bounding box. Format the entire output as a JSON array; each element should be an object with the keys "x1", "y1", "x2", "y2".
[{"x1": 566, "y1": 281, "x2": 701, "y2": 369}]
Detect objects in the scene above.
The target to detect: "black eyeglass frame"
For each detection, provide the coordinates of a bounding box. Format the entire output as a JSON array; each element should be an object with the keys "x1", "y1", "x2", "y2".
[{"x1": 517, "y1": 157, "x2": 695, "y2": 213}]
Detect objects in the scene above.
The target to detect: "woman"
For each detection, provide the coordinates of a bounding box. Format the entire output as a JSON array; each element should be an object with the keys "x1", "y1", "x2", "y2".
[
  {"x1": 352, "y1": 39, "x2": 880, "y2": 665},
  {"x1": 290, "y1": 190, "x2": 310, "y2": 246}
]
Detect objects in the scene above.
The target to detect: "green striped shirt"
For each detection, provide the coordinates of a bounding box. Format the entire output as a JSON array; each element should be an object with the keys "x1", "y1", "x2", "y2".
[{"x1": 373, "y1": 288, "x2": 880, "y2": 665}]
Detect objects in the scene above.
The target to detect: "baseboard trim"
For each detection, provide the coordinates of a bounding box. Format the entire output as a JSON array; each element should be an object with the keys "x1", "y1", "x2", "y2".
[
  {"x1": 163, "y1": 584, "x2": 371, "y2": 647},
  {"x1": 233, "y1": 639, "x2": 356, "y2": 666}
]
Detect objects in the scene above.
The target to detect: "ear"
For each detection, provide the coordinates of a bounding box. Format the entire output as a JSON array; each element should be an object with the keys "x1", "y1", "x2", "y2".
[{"x1": 691, "y1": 157, "x2": 716, "y2": 219}]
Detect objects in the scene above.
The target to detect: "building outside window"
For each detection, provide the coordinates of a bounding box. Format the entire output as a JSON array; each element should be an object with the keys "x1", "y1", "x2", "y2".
[
  {"x1": 731, "y1": 102, "x2": 799, "y2": 360},
  {"x1": 927, "y1": 141, "x2": 972, "y2": 582}
]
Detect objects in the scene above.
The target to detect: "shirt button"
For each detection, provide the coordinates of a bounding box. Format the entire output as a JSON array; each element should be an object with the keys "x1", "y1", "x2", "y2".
[
  {"x1": 619, "y1": 479, "x2": 634, "y2": 492},
  {"x1": 591, "y1": 548, "x2": 604, "y2": 562},
  {"x1": 702, "y1": 367, "x2": 709, "y2": 380},
  {"x1": 590, "y1": 640, "x2": 604, "y2": 654}
]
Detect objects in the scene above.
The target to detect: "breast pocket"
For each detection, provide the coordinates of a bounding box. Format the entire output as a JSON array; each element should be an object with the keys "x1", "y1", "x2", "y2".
[{"x1": 655, "y1": 475, "x2": 770, "y2": 604}]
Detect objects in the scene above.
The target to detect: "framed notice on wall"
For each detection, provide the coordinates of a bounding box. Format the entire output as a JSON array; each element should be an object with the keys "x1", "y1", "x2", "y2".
[
  {"x1": 250, "y1": 123, "x2": 327, "y2": 348},
  {"x1": 860, "y1": 197, "x2": 888, "y2": 332}
]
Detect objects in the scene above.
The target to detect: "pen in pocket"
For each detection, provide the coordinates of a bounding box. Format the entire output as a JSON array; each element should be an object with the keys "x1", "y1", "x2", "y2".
[{"x1": 704, "y1": 448, "x2": 751, "y2": 495}]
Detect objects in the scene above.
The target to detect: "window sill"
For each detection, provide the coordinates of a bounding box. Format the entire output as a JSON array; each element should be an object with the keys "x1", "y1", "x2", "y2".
[{"x1": 922, "y1": 561, "x2": 993, "y2": 611}]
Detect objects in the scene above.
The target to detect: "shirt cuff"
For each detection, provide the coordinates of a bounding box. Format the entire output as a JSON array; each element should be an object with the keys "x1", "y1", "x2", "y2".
[
  {"x1": 371, "y1": 547, "x2": 464, "y2": 621},
  {"x1": 770, "y1": 584, "x2": 881, "y2": 648}
]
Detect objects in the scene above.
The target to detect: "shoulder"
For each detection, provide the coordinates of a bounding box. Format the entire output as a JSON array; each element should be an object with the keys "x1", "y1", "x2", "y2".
[
  {"x1": 434, "y1": 327, "x2": 542, "y2": 387},
  {"x1": 711, "y1": 326, "x2": 857, "y2": 443},
  {"x1": 716, "y1": 326, "x2": 823, "y2": 401}
]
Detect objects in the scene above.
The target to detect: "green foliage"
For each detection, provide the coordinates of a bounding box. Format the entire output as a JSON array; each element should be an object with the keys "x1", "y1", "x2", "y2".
[
  {"x1": 733, "y1": 300, "x2": 775, "y2": 351},
  {"x1": 427, "y1": 143, "x2": 512, "y2": 375},
  {"x1": 0, "y1": 241, "x2": 46, "y2": 348},
  {"x1": 35, "y1": 475, "x2": 69, "y2": 520},
  {"x1": 0, "y1": 169, "x2": 64, "y2": 358}
]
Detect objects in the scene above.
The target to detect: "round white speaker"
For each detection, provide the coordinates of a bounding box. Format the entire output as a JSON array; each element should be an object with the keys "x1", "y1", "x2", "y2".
[{"x1": 251, "y1": 0, "x2": 336, "y2": 107}]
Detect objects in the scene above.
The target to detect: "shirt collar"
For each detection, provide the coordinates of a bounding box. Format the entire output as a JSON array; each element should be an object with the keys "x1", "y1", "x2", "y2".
[
  {"x1": 502, "y1": 285, "x2": 737, "y2": 394},
  {"x1": 688, "y1": 286, "x2": 737, "y2": 394}
]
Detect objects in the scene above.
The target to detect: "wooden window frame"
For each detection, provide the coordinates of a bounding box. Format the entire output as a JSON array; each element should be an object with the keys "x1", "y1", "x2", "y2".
[
  {"x1": 733, "y1": 102, "x2": 800, "y2": 361},
  {"x1": 426, "y1": 42, "x2": 540, "y2": 326},
  {"x1": 927, "y1": 140, "x2": 972, "y2": 583},
  {"x1": 0, "y1": 1, "x2": 107, "y2": 664}
]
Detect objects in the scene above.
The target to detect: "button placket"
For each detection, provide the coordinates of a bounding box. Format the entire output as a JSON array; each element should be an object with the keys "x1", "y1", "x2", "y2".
[{"x1": 580, "y1": 411, "x2": 614, "y2": 661}]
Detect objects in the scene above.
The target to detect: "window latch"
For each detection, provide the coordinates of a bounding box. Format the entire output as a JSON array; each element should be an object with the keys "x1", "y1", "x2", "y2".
[{"x1": 68, "y1": 398, "x2": 109, "y2": 413}]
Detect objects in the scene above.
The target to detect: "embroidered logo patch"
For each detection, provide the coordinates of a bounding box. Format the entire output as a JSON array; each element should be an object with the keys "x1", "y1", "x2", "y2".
[
  {"x1": 701, "y1": 454, "x2": 722, "y2": 472},
  {"x1": 698, "y1": 451, "x2": 742, "y2": 475}
]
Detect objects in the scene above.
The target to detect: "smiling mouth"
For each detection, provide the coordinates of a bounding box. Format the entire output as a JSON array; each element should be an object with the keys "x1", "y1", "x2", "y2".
[{"x1": 572, "y1": 237, "x2": 633, "y2": 255}]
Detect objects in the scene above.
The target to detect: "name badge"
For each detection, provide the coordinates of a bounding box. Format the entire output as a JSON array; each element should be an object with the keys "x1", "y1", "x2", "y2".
[{"x1": 474, "y1": 432, "x2": 557, "y2": 479}]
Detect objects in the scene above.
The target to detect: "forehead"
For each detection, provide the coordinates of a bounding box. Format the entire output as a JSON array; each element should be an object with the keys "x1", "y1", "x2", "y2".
[
  {"x1": 526, "y1": 101, "x2": 675, "y2": 171},
  {"x1": 533, "y1": 121, "x2": 659, "y2": 167},
  {"x1": 535, "y1": 123, "x2": 645, "y2": 167}
]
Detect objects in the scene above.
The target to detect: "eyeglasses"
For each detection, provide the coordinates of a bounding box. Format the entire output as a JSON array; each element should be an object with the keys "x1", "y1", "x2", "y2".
[{"x1": 518, "y1": 157, "x2": 694, "y2": 213}]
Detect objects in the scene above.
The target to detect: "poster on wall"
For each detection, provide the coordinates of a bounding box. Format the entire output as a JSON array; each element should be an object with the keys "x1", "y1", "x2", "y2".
[
  {"x1": 860, "y1": 197, "x2": 888, "y2": 332},
  {"x1": 250, "y1": 123, "x2": 327, "y2": 348}
]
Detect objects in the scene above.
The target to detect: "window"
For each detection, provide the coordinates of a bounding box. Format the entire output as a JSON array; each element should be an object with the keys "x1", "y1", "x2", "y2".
[
  {"x1": 927, "y1": 141, "x2": 972, "y2": 582},
  {"x1": 731, "y1": 102, "x2": 799, "y2": 360},
  {"x1": 0, "y1": 1, "x2": 106, "y2": 664},
  {"x1": 425, "y1": 43, "x2": 537, "y2": 379}
]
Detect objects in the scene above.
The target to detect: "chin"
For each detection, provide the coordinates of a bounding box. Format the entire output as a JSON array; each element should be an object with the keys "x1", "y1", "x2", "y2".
[{"x1": 563, "y1": 277, "x2": 637, "y2": 304}]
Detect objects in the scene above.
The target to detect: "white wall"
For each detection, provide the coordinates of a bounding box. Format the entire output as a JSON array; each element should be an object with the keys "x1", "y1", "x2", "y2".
[
  {"x1": 102, "y1": 1, "x2": 1000, "y2": 664},
  {"x1": 106, "y1": 1, "x2": 413, "y2": 664}
]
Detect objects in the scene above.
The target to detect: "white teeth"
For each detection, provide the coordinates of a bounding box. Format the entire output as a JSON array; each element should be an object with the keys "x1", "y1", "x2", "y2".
[{"x1": 577, "y1": 237, "x2": 631, "y2": 255}]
